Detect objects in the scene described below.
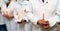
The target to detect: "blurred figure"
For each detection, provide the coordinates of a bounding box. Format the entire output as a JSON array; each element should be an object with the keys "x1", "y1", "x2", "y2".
[
  {"x1": 13, "y1": 0, "x2": 31, "y2": 31},
  {"x1": 1, "y1": 0, "x2": 21, "y2": 31},
  {"x1": 0, "y1": 0, "x2": 7, "y2": 31},
  {"x1": 22, "y1": 0, "x2": 60, "y2": 31}
]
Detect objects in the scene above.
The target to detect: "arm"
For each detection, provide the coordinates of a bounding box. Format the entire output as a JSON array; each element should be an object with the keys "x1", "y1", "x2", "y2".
[
  {"x1": 48, "y1": 0, "x2": 60, "y2": 27},
  {"x1": 25, "y1": 2, "x2": 39, "y2": 25},
  {"x1": 3, "y1": 8, "x2": 14, "y2": 19},
  {"x1": 13, "y1": 7, "x2": 21, "y2": 22},
  {"x1": 13, "y1": 3, "x2": 28, "y2": 23}
]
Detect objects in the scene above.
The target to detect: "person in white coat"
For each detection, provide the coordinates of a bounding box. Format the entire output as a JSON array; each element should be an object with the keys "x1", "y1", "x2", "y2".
[
  {"x1": 13, "y1": 0, "x2": 32, "y2": 31},
  {"x1": 1, "y1": 0, "x2": 21, "y2": 31},
  {"x1": 0, "y1": 0, "x2": 7, "y2": 31},
  {"x1": 21, "y1": 0, "x2": 60, "y2": 31}
]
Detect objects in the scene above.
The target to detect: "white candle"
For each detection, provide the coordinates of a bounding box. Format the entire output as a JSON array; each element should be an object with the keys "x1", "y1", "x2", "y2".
[{"x1": 43, "y1": 13, "x2": 44, "y2": 20}]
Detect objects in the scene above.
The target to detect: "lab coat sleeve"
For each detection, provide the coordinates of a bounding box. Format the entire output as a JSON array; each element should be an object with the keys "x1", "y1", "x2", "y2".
[
  {"x1": 1, "y1": 2, "x2": 6, "y2": 15},
  {"x1": 11, "y1": 2, "x2": 21, "y2": 22},
  {"x1": 13, "y1": 3, "x2": 28, "y2": 22},
  {"x1": 48, "y1": 0, "x2": 60, "y2": 27},
  {"x1": 25, "y1": 3, "x2": 39, "y2": 25},
  {"x1": 14, "y1": 8, "x2": 28, "y2": 22},
  {"x1": 13, "y1": 8, "x2": 20, "y2": 22},
  {"x1": 13, "y1": 6, "x2": 22, "y2": 22}
]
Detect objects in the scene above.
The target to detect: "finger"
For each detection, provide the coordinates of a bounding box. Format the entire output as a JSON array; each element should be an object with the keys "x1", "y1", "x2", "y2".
[
  {"x1": 21, "y1": 20, "x2": 26, "y2": 23},
  {"x1": 17, "y1": 21, "x2": 22, "y2": 24}
]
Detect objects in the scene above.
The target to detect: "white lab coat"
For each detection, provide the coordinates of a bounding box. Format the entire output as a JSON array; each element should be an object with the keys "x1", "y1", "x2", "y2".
[
  {"x1": 13, "y1": 1, "x2": 32, "y2": 31},
  {"x1": 1, "y1": 1, "x2": 20, "y2": 31},
  {"x1": 0, "y1": 0, "x2": 5, "y2": 25},
  {"x1": 23, "y1": 0, "x2": 60, "y2": 31}
]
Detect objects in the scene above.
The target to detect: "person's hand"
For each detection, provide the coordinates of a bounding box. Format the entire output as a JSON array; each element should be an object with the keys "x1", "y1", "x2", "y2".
[
  {"x1": 3, "y1": 13, "x2": 9, "y2": 19},
  {"x1": 37, "y1": 19, "x2": 49, "y2": 29},
  {"x1": 17, "y1": 19, "x2": 26, "y2": 24},
  {"x1": 3, "y1": 13, "x2": 14, "y2": 19},
  {"x1": 3, "y1": 8, "x2": 14, "y2": 19}
]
